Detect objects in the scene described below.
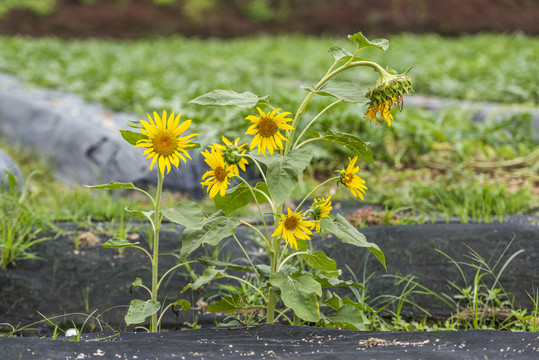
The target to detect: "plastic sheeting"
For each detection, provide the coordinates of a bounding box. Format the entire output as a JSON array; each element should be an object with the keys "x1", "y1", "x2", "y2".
[{"x1": 1, "y1": 324, "x2": 538, "y2": 360}]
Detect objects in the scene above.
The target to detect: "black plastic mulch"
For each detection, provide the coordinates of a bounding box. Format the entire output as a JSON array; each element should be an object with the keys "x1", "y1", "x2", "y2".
[{"x1": 1, "y1": 324, "x2": 538, "y2": 360}]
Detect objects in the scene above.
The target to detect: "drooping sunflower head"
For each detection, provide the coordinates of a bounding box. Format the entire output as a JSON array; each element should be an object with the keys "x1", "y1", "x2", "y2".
[
  {"x1": 339, "y1": 156, "x2": 368, "y2": 199},
  {"x1": 364, "y1": 74, "x2": 413, "y2": 126},
  {"x1": 245, "y1": 107, "x2": 294, "y2": 156},
  {"x1": 134, "y1": 111, "x2": 197, "y2": 176},
  {"x1": 210, "y1": 136, "x2": 249, "y2": 176},
  {"x1": 272, "y1": 208, "x2": 314, "y2": 250},
  {"x1": 201, "y1": 148, "x2": 235, "y2": 198},
  {"x1": 310, "y1": 196, "x2": 332, "y2": 233}
]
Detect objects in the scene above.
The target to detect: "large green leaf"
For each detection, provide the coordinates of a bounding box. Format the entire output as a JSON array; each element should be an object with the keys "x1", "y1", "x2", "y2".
[
  {"x1": 188, "y1": 268, "x2": 227, "y2": 291},
  {"x1": 264, "y1": 148, "x2": 313, "y2": 206},
  {"x1": 85, "y1": 182, "x2": 141, "y2": 191},
  {"x1": 180, "y1": 211, "x2": 240, "y2": 261},
  {"x1": 125, "y1": 207, "x2": 155, "y2": 222},
  {"x1": 348, "y1": 31, "x2": 389, "y2": 51},
  {"x1": 161, "y1": 201, "x2": 204, "y2": 229},
  {"x1": 120, "y1": 129, "x2": 146, "y2": 146},
  {"x1": 327, "y1": 46, "x2": 370, "y2": 63},
  {"x1": 321, "y1": 215, "x2": 385, "y2": 269},
  {"x1": 213, "y1": 182, "x2": 268, "y2": 215},
  {"x1": 189, "y1": 90, "x2": 269, "y2": 108},
  {"x1": 302, "y1": 80, "x2": 366, "y2": 103},
  {"x1": 327, "y1": 304, "x2": 368, "y2": 330},
  {"x1": 207, "y1": 294, "x2": 245, "y2": 314},
  {"x1": 302, "y1": 251, "x2": 339, "y2": 278},
  {"x1": 197, "y1": 256, "x2": 251, "y2": 272},
  {"x1": 124, "y1": 299, "x2": 160, "y2": 326},
  {"x1": 310, "y1": 129, "x2": 373, "y2": 163},
  {"x1": 102, "y1": 237, "x2": 139, "y2": 249},
  {"x1": 269, "y1": 272, "x2": 322, "y2": 322}
]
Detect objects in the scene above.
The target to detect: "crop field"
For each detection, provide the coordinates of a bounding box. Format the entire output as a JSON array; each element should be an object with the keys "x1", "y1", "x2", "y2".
[{"x1": 0, "y1": 33, "x2": 537, "y2": 222}]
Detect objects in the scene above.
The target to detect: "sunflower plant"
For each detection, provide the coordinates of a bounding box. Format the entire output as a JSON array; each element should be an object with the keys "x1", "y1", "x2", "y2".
[
  {"x1": 186, "y1": 32, "x2": 413, "y2": 329},
  {"x1": 87, "y1": 111, "x2": 204, "y2": 332}
]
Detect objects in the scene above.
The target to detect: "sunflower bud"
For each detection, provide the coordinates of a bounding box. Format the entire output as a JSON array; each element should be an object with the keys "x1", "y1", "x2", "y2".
[
  {"x1": 364, "y1": 71, "x2": 413, "y2": 127},
  {"x1": 222, "y1": 145, "x2": 243, "y2": 167}
]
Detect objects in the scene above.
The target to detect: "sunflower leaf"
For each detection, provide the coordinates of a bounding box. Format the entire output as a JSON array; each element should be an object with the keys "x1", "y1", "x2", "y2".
[
  {"x1": 161, "y1": 201, "x2": 204, "y2": 229},
  {"x1": 264, "y1": 148, "x2": 313, "y2": 206},
  {"x1": 187, "y1": 268, "x2": 227, "y2": 291},
  {"x1": 213, "y1": 182, "x2": 269, "y2": 215},
  {"x1": 124, "y1": 299, "x2": 160, "y2": 326},
  {"x1": 302, "y1": 251, "x2": 339, "y2": 278},
  {"x1": 189, "y1": 90, "x2": 269, "y2": 108},
  {"x1": 102, "y1": 237, "x2": 139, "y2": 249},
  {"x1": 269, "y1": 272, "x2": 322, "y2": 322},
  {"x1": 315, "y1": 129, "x2": 374, "y2": 163},
  {"x1": 302, "y1": 80, "x2": 367, "y2": 103},
  {"x1": 326, "y1": 304, "x2": 369, "y2": 330},
  {"x1": 321, "y1": 215, "x2": 385, "y2": 269},
  {"x1": 327, "y1": 46, "x2": 370, "y2": 63},
  {"x1": 180, "y1": 211, "x2": 240, "y2": 261},
  {"x1": 348, "y1": 31, "x2": 389, "y2": 51},
  {"x1": 120, "y1": 129, "x2": 146, "y2": 146},
  {"x1": 85, "y1": 181, "x2": 141, "y2": 191}
]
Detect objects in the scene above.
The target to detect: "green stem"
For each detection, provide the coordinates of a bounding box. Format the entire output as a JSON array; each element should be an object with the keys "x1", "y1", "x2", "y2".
[
  {"x1": 237, "y1": 176, "x2": 273, "y2": 242},
  {"x1": 150, "y1": 171, "x2": 164, "y2": 333},
  {"x1": 233, "y1": 233, "x2": 261, "y2": 281},
  {"x1": 278, "y1": 251, "x2": 310, "y2": 271},
  {"x1": 266, "y1": 233, "x2": 282, "y2": 323},
  {"x1": 284, "y1": 60, "x2": 384, "y2": 154},
  {"x1": 295, "y1": 176, "x2": 339, "y2": 212},
  {"x1": 156, "y1": 260, "x2": 197, "y2": 293},
  {"x1": 244, "y1": 154, "x2": 268, "y2": 184},
  {"x1": 292, "y1": 99, "x2": 343, "y2": 150}
]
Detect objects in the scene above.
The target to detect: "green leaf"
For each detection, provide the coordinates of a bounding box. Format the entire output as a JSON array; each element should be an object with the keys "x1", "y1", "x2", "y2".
[
  {"x1": 265, "y1": 148, "x2": 313, "y2": 206},
  {"x1": 312, "y1": 269, "x2": 365, "y2": 290},
  {"x1": 348, "y1": 31, "x2": 389, "y2": 51},
  {"x1": 188, "y1": 268, "x2": 226, "y2": 291},
  {"x1": 171, "y1": 299, "x2": 191, "y2": 312},
  {"x1": 126, "y1": 119, "x2": 143, "y2": 129},
  {"x1": 321, "y1": 215, "x2": 385, "y2": 269},
  {"x1": 120, "y1": 129, "x2": 146, "y2": 146},
  {"x1": 180, "y1": 211, "x2": 240, "y2": 261},
  {"x1": 85, "y1": 182, "x2": 141, "y2": 191},
  {"x1": 269, "y1": 272, "x2": 322, "y2": 322},
  {"x1": 102, "y1": 237, "x2": 139, "y2": 249},
  {"x1": 213, "y1": 182, "x2": 268, "y2": 215},
  {"x1": 124, "y1": 299, "x2": 160, "y2": 326},
  {"x1": 207, "y1": 294, "x2": 244, "y2": 314},
  {"x1": 302, "y1": 80, "x2": 367, "y2": 103},
  {"x1": 302, "y1": 251, "x2": 339, "y2": 278},
  {"x1": 189, "y1": 90, "x2": 269, "y2": 108},
  {"x1": 315, "y1": 129, "x2": 374, "y2": 163},
  {"x1": 327, "y1": 46, "x2": 353, "y2": 62},
  {"x1": 321, "y1": 290, "x2": 343, "y2": 310},
  {"x1": 131, "y1": 277, "x2": 143, "y2": 287},
  {"x1": 125, "y1": 207, "x2": 155, "y2": 222},
  {"x1": 198, "y1": 256, "x2": 251, "y2": 272},
  {"x1": 161, "y1": 201, "x2": 204, "y2": 229},
  {"x1": 327, "y1": 46, "x2": 370, "y2": 63},
  {"x1": 327, "y1": 304, "x2": 368, "y2": 330}
]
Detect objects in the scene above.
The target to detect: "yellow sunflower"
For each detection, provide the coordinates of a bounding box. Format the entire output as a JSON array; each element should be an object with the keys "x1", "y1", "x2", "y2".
[
  {"x1": 339, "y1": 156, "x2": 368, "y2": 199},
  {"x1": 364, "y1": 96, "x2": 398, "y2": 126},
  {"x1": 135, "y1": 110, "x2": 197, "y2": 176},
  {"x1": 210, "y1": 136, "x2": 249, "y2": 176},
  {"x1": 245, "y1": 107, "x2": 294, "y2": 156},
  {"x1": 201, "y1": 148, "x2": 235, "y2": 198},
  {"x1": 310, "y1": 196, "x2": 332, "y2": 233},
  {"x1": 272, "y1": 208, "x2": 314, "y2": 250}
]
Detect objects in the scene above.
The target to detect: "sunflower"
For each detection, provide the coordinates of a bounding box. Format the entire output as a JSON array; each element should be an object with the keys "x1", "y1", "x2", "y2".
[
  {"x1": 135, "y1": 111, "x2": 197, "y2": 176},
  {"x1": 363, "y1": 75, "x2": 412, "y2": 127},
  {"x1": 272, "y1": 208, "x2": 314, "y2": 250},
  {"x1": 210, "y1": 136, "x2": 249, "y2": 176},
  {"x1": 339, "y1": 156, "x2": 368, "y2": 199},
  {"x1": 310, "y1": 196, "x2": 332, "y2": 233},
  {"x1": 245, "y1": 107, "x2": 294, "y2": 156},
  {"x1": 201, "y1": 148, "x2": 235, "y2": 198}
]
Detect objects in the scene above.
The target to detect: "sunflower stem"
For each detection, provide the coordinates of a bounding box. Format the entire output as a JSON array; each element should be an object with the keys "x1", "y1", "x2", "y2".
[
  {"x1": 150, "y1": 171, "x2": 164, "y2": 333},
  {"x1": 295, "y1": 177, "x2": 339, "y2": 212}
]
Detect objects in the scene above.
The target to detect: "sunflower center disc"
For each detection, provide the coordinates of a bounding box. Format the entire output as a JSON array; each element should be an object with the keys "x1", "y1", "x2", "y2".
[
  {"x1": 284, "y1": 216, "x2": 298, "y2": 231},
  {"x1": 214, "y1": 166, "x2": 227, "y2": 182},
  {"x1": 258, "y1": 117, "x2": 278, "y2": 137},
  {"x1": 153, "y1": 131, "x2": 177, "y2": 157}
]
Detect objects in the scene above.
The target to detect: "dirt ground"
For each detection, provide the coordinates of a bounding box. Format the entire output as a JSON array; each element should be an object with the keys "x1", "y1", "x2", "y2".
[{"x1": 0, "y1": 0, "x2": 538, "y2": 39}]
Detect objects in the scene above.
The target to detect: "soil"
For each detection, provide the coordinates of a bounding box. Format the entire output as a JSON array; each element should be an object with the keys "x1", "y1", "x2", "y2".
[{"x1": 0, "y1": 0, "x2": 538, "y2": 39}]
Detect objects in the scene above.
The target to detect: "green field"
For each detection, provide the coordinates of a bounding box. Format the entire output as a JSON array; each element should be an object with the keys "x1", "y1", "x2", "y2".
[{"x1": 0, "y1": 33, "x2": 537, "y2": 221}]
